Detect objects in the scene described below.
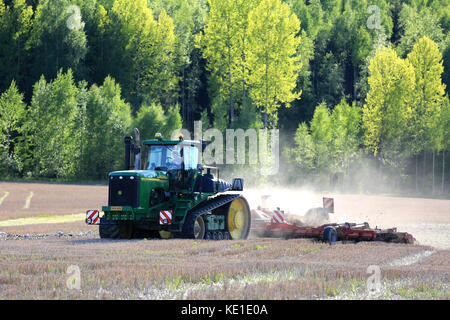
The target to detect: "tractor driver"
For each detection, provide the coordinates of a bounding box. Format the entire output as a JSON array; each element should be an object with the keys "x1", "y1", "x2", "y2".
[{"x1": 167, "y1": 145, "x2": 183, "y2": 170}]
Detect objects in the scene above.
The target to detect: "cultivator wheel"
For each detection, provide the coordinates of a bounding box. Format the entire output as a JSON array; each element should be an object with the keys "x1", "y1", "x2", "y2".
[{"x1": 322, "y1": 226, "x2": 337, "y2": 244}]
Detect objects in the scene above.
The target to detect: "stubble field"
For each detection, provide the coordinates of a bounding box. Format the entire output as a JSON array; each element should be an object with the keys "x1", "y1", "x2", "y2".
[{"x1": 0, "y1": 181, "x2": 449, "y2": 299}]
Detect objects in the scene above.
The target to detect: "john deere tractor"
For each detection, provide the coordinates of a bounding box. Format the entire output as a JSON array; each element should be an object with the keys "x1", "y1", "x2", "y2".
[{"x1": 96, "y1": 129, "x2": 251, "y2": 240}]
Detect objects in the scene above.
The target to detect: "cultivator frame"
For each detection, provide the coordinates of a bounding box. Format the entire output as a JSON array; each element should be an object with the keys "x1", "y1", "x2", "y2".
[{"x1": 251, "y1": 197, "x2": 415, "y2": 244}]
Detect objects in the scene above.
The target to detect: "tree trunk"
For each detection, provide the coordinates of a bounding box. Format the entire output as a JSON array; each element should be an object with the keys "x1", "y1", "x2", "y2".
[
  {"x1": 242, "y1": 37, "x2": 246, "y2": 99},
  {"x1": 264, "y1": 57, "x2": 269, "y2": 129},
  {"x1": 228, "y1": 44, "x2": 234, "y2": 125},
  {"x1": 423, "y1": 150, "x2": 426, "y2": 191},
  {"x1": 17, "y1": 40, "x2": 21, "y2": 81},
  {"x1": 182, "y1": 68, "x2": 186, "y2": 126},
  {"x1": 56, "y1": 38, "x2": 59, "y2": 74},
  {"x1": 228, "y1": 69, "x2": 234, "y2": 124},
  {"x1": 415, "y1": 154, "x2": 418, "y2": 193},
  {"x1": 442, "y1": 149, "x2": 446, "y2": 194},
  {"x1": 346, "y1": 157, "x2": 350, "y2": 191},
  {"x1": 242, "y1": 63, "x2": 246, "y2": 98},
  {"x1": 101, "y1": 35, "x2": 104, "y2": 66},
  {"x1": 378, "y1": 158, "x2": 383, "y2": 192},
  {"x1": 432, "y1": 150, "x2": 435, "y2": 194}
]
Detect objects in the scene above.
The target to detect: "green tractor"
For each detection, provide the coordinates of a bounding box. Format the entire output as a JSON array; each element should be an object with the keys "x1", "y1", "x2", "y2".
[{"x1": 89, "y1": 129, "x2": 251, "y2": 240}]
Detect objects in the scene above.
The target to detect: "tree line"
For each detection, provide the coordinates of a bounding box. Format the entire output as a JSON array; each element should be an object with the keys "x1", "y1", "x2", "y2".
[
  {"x1": 283, "y1": 37, "x2": 449, "y2": 194},
  {"x1": 0, "y1": 70, "x2": 181, "y2": 179},
  {"x1": 0, "y1": 0, "x2": 449, "y2": 193}
]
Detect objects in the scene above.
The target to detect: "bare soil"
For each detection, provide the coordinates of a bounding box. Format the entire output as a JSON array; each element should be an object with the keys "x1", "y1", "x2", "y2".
[
  {"x1": 0, "y1": 182, "x2": 448, "y2": 299},
  {"x1": 0, "y1": 181, "x2": 107, "y2": 220}
]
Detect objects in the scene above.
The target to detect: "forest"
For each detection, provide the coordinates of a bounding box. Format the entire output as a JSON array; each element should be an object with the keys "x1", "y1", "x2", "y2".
[{"x1": 0, "y1": 0, "x2": 449, "y2": 194}]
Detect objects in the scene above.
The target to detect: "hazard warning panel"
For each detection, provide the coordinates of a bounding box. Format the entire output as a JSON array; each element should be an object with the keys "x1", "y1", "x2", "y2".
[
  {"x1": 271, "y1": 209, "x2": 285, "y2": 224},
  {"x1": 160, "y1": 210, "x2": 173, "y2": 225},
  {"x1": 86, "y1": 210, "x2": 100, "y2": 225},
  {"x1": 323, "y1": 197, "x2": 334, "y2": 213}
]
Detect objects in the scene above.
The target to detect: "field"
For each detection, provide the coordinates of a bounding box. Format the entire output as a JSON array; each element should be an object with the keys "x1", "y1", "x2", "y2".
[{"x1": 0, "y1": 181, "x2": 449, "y2": 300}]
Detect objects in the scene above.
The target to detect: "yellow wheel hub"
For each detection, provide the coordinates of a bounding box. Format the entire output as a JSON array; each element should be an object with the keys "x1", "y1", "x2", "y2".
[
  {"x1": 228, "y1": 198, "x2": 250, "y2": 239},
  {"x1": 159, "y1": 230, "x2": 172, "y2": 239}
]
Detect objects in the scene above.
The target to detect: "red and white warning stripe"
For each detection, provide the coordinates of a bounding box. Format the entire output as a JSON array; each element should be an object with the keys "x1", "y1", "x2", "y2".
[
  {"x1": 271, "y1": 209, "x2": 285, "y2": 224},
  {"x1": 160, "y1": 210, "x2": 172, "y2": 225},
  {"x1": 323, "y1": 197, "x2": 334, "y2": 213},
  {"x1": 86, "y1": 210, "x2": 99, "y2": 225}
]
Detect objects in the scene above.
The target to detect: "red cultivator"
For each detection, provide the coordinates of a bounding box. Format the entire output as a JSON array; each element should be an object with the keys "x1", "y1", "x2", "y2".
[{"x1": 251, "y1": 197, "x2": 415, "y2": 244}]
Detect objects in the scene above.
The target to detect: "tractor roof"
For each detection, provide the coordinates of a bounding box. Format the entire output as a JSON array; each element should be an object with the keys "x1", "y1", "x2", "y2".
[{"x1": 143, "y1": 139, "x2": 202, "y2": 146}]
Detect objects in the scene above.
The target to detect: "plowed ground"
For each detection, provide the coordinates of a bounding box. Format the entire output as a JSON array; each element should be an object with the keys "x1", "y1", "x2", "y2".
[{"x1": 0, "y1": 182, "x2": 448, "y2": 299}]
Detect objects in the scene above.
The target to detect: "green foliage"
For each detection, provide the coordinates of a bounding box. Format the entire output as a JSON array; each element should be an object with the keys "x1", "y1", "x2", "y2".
[
  {"x1": 363, "y1": 47, "x2": 416, "y2": 164},
  {"x1": 149, "y1": 0, "x2": 208, "y2": 126},
  {"x1": 210, "y1": 96, "x2": 228, "y2": 132},
  {"x1": 247, "y1": 0, "x2": 302, "y2": 128},
  {"x1": 30, "y1": 0, "x2": 87, "y2": 81},
  {"x1": 133, "y1": 103, "x2": 182, "y2": 142},
  {"x1": 310, "y1": 102, "x2": 332, "y2": 171},
  {"x1": 397, "y1": 4, "x2": 445, "y2": 57},
  {"x1": 330, "y1": 99, "x2": 362, "y2": 173},
  {"x1": 442, "y1": 97, "x2": 450, "y2": 151},
  {"x1": 25, "y1": 70, "x2": 82, "y2": 178},
  {"x1": 0, "y1": 0, "x2": 34, "y2": 92},
  {"x1": 0, "y1": 80, "x2": 26, "y2": 175},
  {"x1": 200, "y1": 109, "x2": 210, "y2": 129},
  {"x1": 149, "y1": 0, "x2": 207, "y2": 67},
  {"x1": 316, "y1": 52, "x2": 344, "y2": 106},
  {"x1": 407, "y1": 37, "x2": 446, "y2": 153},
  {"x1": 288, "y1": 98, "x2": 362, "y2": 179},
  {"x1": 196, "y1": 0, "x2": 258, "y2": 124},
  {"x1": 135, "y1": 9, "x2": 178, "y2": 107},
  {"x1": 80, "y1": 76, "x2": 132, "y2": 179},
  {"x1": 232, "y1": 97, "x2": 262, "y2": 131},
  {"x1": 290, "y1": 122, "x2": 315, "y2": 171},
  {"x1": 109, "y1": 0, "x2": 178, "y2": 109},
  {"x1": 0, "y1": 0, "x2": 448, "y2": 189}
]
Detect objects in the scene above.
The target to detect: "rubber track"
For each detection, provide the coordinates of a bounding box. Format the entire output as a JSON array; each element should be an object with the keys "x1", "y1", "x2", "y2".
[
  {"x1": 178, "y1": 193, "x2": 241, "y2": 238},
  {"x1": 99, "y1": 218, "x2": 120, "y2": 239}
]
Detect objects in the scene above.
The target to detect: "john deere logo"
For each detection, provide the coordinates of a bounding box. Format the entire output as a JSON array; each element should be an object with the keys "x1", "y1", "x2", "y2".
[{"x1": 117, "y1": 190, "x2": 123, "y2": 196}]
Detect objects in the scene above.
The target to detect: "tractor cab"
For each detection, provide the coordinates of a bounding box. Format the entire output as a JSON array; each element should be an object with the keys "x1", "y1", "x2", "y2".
[{"x1": 141, "y1": 134, "x2": 201, "y2": 192}]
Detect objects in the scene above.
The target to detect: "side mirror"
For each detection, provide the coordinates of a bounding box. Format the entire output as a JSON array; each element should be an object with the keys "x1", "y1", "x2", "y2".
[{"x1": 231, "y1": 178, "x2": 244, "y2": 191}]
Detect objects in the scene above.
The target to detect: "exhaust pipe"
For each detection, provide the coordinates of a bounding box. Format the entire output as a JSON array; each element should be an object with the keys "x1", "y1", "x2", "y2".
[
  {"x1": 124, "y1": 128, "x2": 141, "y2": 170},
  {"x1": 124, "y1": 136, "x2": 133, "y2": 170},
  {"x1": 133, "y1": 128, "x2": 141, "y2": 170}
]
